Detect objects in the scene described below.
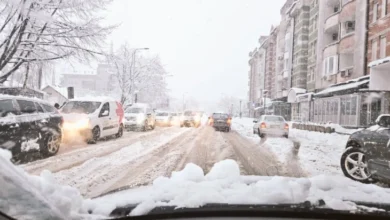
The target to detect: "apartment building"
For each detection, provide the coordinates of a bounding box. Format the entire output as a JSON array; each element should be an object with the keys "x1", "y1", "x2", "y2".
[
  {"x1": 307, "y1": 0, "x2": 319, "y2": 92},
  {"x1": 265, "y1": 26, "x2": 278, "y2": 100},
  {"x1": 248, "y1": 36, "x2": 268, "y2": 116},
  {"x1": 275, "y1": 0, "x2": 295, "y2": 99},
  {"x1": 367, "y1": 0, "x2": 390, "y2": 121}
]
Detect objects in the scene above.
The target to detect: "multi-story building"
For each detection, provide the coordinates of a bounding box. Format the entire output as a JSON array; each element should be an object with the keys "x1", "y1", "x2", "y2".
[
  {"x1": 367, "y1": 0, "x2": 390, "y2": 121},
  {"x1": 276, "y1": 0, "x2": 295, "y2": 99},
  {"x1": 265, "y1": 26, "x2": 278, "y2": 100},
  {"x1": 289, "y1": 0, "x2": 311, "y2": 90},
  {"x1": 307, "y1": 0, "x2": 319, "y2": 92},
  {"x1": 248, "y1": 36, "x2": 268, "y2": 117}
]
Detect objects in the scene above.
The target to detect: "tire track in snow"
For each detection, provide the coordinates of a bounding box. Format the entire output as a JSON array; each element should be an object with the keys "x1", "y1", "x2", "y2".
[
  {"x1": 54, "y1": 127, "x2": 193, "y2": 198},
  {"x1": 21, "y1": 127, "x2": 173, "y2": 175}
]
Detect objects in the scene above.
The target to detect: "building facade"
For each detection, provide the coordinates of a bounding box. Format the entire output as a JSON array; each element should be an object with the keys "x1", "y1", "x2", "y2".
[{"x1": 265, "y1": 26, "x2": 279, "y2": 100}]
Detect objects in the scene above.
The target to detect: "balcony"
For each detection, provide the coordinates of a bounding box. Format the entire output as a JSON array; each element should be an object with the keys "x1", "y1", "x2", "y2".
[
  {"x1": 339, "y1": 33, "x2": 355, "y2": 54},
  {"x1": 323, "y1": 43, "x2": 339, "y2": 58},
  {"x1": 324, "y1": 12, "x2": 340, "y2": 32},
  {"x1": 340, "y1": 0, "x2": 356, "y2": 23}
]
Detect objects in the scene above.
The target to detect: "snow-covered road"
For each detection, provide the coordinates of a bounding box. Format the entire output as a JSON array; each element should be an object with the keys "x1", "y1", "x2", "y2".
[{"x1": 20, "y1": 119, "x2": 341, "y2": 198}]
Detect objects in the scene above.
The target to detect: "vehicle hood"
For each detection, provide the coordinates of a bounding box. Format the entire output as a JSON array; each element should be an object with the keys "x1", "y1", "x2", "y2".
[
  {"x1": 90, "y1": 160, "x2": 390, "y2": 217},
  {"x1": 61, "y1": 113, "x2": 91, "y2": 122}
]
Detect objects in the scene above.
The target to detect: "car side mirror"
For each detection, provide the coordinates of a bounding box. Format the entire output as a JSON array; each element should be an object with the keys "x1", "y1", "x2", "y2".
[
  {"x1": 253, "y1": 120, "x2": 258, "y2": 123},
  {"x1": 101, "y1": 110, "x2": 109, "y2": 117}
]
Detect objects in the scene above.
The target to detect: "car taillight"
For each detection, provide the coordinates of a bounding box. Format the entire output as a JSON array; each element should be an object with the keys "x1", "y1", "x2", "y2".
[
  {"x1": 284, "y1": 123, "x2": 289, "y2": 129},
  {"x1": 227, "y1": 119, "x2": 231, "y2": 124},
  {"x1": 260, "y1": 122, "x2": 266, "y2": 128}
]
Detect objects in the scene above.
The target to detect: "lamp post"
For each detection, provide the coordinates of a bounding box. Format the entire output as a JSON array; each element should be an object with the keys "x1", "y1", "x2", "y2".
[
  {"x1": 131, "y1": 48, "x2": 149, "y2": 103},
  {"x1": 239, "y1": 100, "x2": 242, "y2": 118}
]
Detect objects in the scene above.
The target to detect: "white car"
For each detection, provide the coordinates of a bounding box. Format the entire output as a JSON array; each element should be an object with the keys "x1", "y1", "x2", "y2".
[
  {"x1": 155, "y1": 112, "x2": 172, "y2": 126},
  {"x1": 60, "y1": 98, "x2": 124, "y2": 144},
  {"x1": 124, "y1": 104, "x2": 155, "y2": 131},
  {"x1": 253, "y1": 115, "x2": 289, "y2": 138}
]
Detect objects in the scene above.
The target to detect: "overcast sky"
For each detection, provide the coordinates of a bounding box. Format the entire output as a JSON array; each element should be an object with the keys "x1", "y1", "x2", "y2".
[{"x1": 103, "y1": 0, "x2": 285, "y2": 107}]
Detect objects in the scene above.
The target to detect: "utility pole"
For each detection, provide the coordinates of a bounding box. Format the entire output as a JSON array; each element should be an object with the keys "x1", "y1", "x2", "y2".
[{"x1": 239, "y1": 100, "x2": 242, "y2": 118}]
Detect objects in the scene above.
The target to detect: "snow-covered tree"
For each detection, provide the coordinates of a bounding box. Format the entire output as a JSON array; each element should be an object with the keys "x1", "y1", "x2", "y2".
[
  {"x1": 107, "y1": 43, "x2": 169, "y2": 106},
  {"x1": 0, "y1": 0, "x2": 114, "y2": 83}
]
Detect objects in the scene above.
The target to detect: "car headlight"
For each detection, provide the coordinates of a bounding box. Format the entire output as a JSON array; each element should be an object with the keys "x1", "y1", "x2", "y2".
[
  {"x1": 137, "y1": 115, "x2": 145, "y2": 123},
  {"x1": 76, "y1": 118, "x2": 90, "y2": 128}
]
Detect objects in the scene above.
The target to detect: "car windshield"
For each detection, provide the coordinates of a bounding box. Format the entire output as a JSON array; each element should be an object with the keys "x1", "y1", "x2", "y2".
[
  {"x1": 61, "y1": 101, "x2": 101, "y2": 114},
  {"x1": 264, "y1": 116, "x2": 284, "y2": 122},
  {"x1": 213, "y1": 113, "x2": 229, "y2": 119},
  {"x1": 3, "y1": 1, "x2": 390, "y2": 219},
  {"x1": 157, "y1": 112, "x2": 168, "y2": 116},
  {"x1": 126, "y1": 108, "x2": 144, "y2": 114}
]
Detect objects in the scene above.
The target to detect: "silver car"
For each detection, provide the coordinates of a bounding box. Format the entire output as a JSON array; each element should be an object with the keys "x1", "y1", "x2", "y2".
[{"x1": 253, "y1": 115, "x2": 289, "y2": 138}]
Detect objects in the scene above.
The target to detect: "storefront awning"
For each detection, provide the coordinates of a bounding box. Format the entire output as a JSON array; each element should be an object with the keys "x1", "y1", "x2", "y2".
[
  {"x1": 315, "y1": 76, "x2": 370, "y2": 98},
  {"x1": 287, "y1": 87, "x2": 307, "y2": 103}
]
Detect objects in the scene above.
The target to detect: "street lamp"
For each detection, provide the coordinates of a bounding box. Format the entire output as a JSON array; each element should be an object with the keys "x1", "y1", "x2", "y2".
[{"x1": 132, "y1": 48, "x2": 149, "y2": 103}]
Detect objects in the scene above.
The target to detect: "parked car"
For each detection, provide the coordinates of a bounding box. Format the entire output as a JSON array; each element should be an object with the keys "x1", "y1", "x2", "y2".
[
  {"x1": 124, "y1": 104, "x2": 155, "y2": 131},
  {"x1": 155, "y1": 112, "x2": 172, "y2": 126},
  {"x1": 181, "y1": 110, "x2": 202, "y2": 128},
  {"x1": 209, "y1": 112, "x2": 231, "y2": 132},
  {"x1": 60, "y1": 98, "x2": 124, "y2": 144},
  {"x1": 253, "y1": 115, "x2": 289, "y2": 138},
  {"x1": 340, "y1": 114, "x2": 390, "y2": 184},
  {"x1": 0, "y1": 95, "x2": 63, "y2": 162}
]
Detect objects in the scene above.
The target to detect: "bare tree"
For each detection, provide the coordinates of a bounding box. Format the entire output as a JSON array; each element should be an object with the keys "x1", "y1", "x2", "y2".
[
  {"x1": 107, "y1": 44, "x2": 168, "y2": 106},
  {"x1": 0, "y1": 0, "x2": 115, "y2": 83}
]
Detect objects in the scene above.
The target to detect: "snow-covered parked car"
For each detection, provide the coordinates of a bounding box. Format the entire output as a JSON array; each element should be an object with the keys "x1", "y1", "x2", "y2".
[
  {"x1": 60, "y1": 98, "x2": 124, "y2": 144},
  {"x1": 341, "y1": 114, "x2": 390, "y2": 184},
  {"x1": 0, "y1": 95, "x2": 63, "y2": 162},
  {"x1": 253, "y1": 115, "x2": 289, "y2": 138},
  {"x1": 124, "y1": 103, "x2": 155, "y2": 131}
]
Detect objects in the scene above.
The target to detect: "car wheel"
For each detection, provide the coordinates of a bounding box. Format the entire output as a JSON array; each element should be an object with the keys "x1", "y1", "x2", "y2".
[
  {"x1": 258, "y1": 128, "x2": 263, "y2": 138},
  {"x1": 88, "y1": 126, "x2": 100, "y2": 144},
  {"x1": 283, "y1": 134, "x2": 288, "y2": 138},
  {"x1": 142, "y1": 120, "x2": 148, "y2": 131},
  {"x1": 42, "y1": 133, "x2": 61, "y2": 157},
  {"x1": 116, "y1": 124, "x2": 123, "y2": 138},
  {"x1": 340, "y1": 147, "x2": 377, "y2": 183},
  {"x1": 226, "y1": 127, "x2": 230, "y2": 132}
]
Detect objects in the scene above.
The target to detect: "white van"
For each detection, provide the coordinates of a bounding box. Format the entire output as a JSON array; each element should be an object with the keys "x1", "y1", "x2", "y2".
[{"x1": 60, "y1": 98, "x2": 124, "y2": 144}]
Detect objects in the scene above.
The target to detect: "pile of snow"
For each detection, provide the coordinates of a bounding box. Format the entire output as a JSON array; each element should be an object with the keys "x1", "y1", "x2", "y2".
[
  {"x1": 232, "y1": 118, "x2": 349, "y2": 176},
  {"x1": 0, "y1": 149, "x2": 100, "y2": 220},
  {"x1": 91, "y1": 159, "x2": 390, "y2": 216}
]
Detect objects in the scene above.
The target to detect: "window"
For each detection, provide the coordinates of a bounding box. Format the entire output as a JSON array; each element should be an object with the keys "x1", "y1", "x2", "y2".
[
  {"x1": 372, "y1": 39, "x2": 378, "y2": 60},
  {"x1": 323, "y1": 56, "x2": 338, "y2": 75},
  {"x1": 16, "y1": 100, "x2": 37, "y2": 114},
  {"x1": 373, "y1": 3, "x2": 378, "y2": 22},
  {"x1": 345, "y1": 21, "x2": 355, "y2": 33},
  {"x1": 380, "y1": 35, "x2": 387, "y2": 59},
  {"x1": 382, "y1": 0, "x2": 387, "y2": 18},
  {"x1": 332, "y1": 33, "x2": 338, "y2": 41},
  {"x1": 0, "y1": 100, "x2": 18, "y2": 117},
  {"x1": 42, "y1": 104, "x2": 57, "y2": 113},
  {"x1": 334, "y1": 6, "x2": 339, "y2": 13},
  {"x1": 35, "y1": 103, "x2": 44, "y2": 113},
  {"x1": 100, "y1": 102, "x2": 110, "y2": 117}
]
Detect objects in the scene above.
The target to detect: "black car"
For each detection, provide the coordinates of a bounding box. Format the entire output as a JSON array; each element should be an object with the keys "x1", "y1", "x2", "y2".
[
  {"x1": 0, "y1": 95, "x2": 63, "y2": 162},
  {"x1": 209, "y1": 113, "x2": 231, "y2": 132},
  {"x1": 341, "y1": 114, "x2": 390, "y2": 183}
]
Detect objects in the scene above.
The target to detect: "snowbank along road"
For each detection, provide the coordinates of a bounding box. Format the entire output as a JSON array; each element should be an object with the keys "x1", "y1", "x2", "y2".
[{"x1": 21, "y1": 124, "x2": 306, "y2": 198}]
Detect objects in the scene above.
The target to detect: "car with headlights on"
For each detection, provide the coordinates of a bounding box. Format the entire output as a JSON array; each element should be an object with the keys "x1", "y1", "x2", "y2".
[
  {"x1": 124, "y1": 104, "x2": 155, "y2": 131},
  {"x1": 181, "y1": 110, "x2": 202, "y2": 128},
  {"x1": 253, "y1": 115, "x2": 289, "y2": 138},
  {"x1": 155, "y1": 112, "x2": 172, "y2": 126},
  {"x1": 340, "y1": 114, "x2": 390, "y2": 184},
  {"x1": 170, "y1": 112, "x2": 181, "y2": 126},
  {"x1": 60, "y1": 98, "x2": 124, "y2": 144}
]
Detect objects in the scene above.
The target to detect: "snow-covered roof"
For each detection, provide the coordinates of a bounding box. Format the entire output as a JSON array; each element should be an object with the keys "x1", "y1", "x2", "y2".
[
  {"x1": 72, "y1": 96, "x2": 118, "y2": 102},
  {"x1": 42, "y1": 85, "x2": 68, "y2": 99},
  {"x1": 290, "y1": 87, "x2": 306, "y2": 94},
  {"x1": 368, "y1": 56, "x2": 390, "y2": 68},
  {"x1": 315, "y1": 76, "x2": 370, "y2": 97}
]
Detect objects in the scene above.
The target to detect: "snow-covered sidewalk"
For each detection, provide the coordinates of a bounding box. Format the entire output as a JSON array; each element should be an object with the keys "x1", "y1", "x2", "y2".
[{"x1": 231, "y1": 117, "x2": 349, "y2": 176}]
